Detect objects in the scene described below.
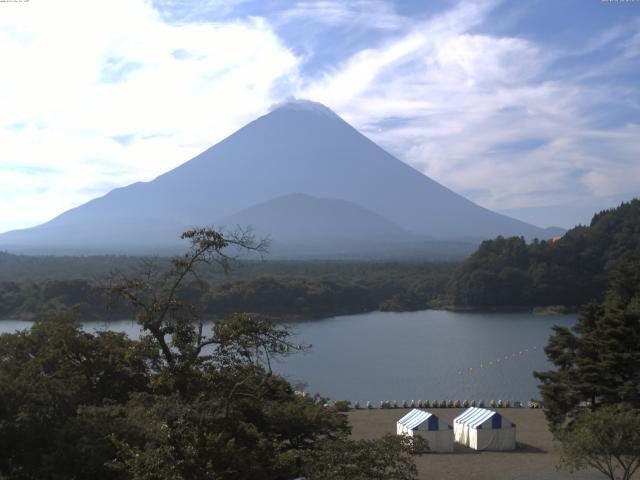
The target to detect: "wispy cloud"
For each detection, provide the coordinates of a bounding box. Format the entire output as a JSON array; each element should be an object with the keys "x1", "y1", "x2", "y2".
[
  {"x1": 294, "y1": 0, "x2": 640, "y2": 219},
  {"x1": 151, "y1": 0, "x2": 253, "y2": 22},
  {"x1": 278, "y1": 0, "x2": 408, "y2": 31}
]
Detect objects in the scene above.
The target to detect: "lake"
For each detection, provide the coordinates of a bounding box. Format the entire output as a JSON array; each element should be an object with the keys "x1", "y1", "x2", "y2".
[{"x1": 0, "y1": 310, "x2": 575, "y2": 405}]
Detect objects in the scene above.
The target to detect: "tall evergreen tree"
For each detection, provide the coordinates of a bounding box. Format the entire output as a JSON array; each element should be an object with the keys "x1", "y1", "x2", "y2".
[{"x1": 535, "y1": 248, "x2": 640, "y2": 431}]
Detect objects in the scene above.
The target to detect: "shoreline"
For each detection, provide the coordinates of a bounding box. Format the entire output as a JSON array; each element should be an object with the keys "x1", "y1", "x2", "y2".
[{"x1": 0, "y1": 303, "x2": 579, "y2": 323}]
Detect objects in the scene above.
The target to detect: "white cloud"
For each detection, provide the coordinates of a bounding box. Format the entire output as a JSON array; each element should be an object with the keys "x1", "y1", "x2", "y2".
[
  {"x1": 296, "y1": 0, "x2": 640, "y2": 214},
  {"x1": 1, "y1": 0, "x2": 638, "y2": 233},
  {"x1": 278, "y1": 0, "x2": 407, "y2": 31},
  {"x1": 0, "y1": 0, "x2": 300, "y2": 232},
  {"x1": 152, "y1": 0, "x2": 253, "y2": 22}
]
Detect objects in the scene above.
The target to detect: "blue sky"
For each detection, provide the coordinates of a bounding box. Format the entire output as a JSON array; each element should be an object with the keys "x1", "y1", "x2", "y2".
[{"x1": 0, "y1": 0, "x2": 638, "y2": 233}]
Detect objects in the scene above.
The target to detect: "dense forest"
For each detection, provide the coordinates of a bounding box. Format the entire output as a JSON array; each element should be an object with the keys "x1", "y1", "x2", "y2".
[
  {"x1": 0, "y1": 256, "x2": 453, "y2": 320},
  {"x1": 1, "y1": 199, "x2": 638, "y2": 319},
  {"x1": 448, "y1": 199, "x2": 640, "y2": 308}
]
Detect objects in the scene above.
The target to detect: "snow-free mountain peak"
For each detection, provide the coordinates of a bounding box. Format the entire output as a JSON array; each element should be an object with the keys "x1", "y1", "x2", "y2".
[
  {"x1": 0, "y1": 100, "x2": 555, "y2": 256},
  {"x1": 269, "y1": 98, "x2": 339, "y2": 119}
]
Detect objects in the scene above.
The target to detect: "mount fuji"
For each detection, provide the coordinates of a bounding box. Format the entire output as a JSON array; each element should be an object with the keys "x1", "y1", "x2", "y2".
[{"x1": 0, "y1": 100, "x2": 558, "y2": 257}]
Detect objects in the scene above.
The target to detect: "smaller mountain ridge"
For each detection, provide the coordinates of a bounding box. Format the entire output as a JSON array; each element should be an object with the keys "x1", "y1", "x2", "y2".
[
  {"x1": 222, "y1": 193, "x2": 409, "y2": 243},
  {"x1": 221, "y1": 193, "x2": 476, "y2": 259}
]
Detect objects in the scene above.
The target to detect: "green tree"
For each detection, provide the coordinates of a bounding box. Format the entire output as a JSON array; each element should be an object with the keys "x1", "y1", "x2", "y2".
[
  {"x1": 558, "y1": 405, "x2": 640, "y2": 480},
  {"x1": 449, "y1": 199, "x2": 640, "y2": 308},
  {"x1": 0, "y1": 227, "x2": 423, "y2": 480},
  {"x1": 104, "y1": 228, "x2": 351, "y2": 479},
  {"x1": 534, "y1": 249, "x2": 640, "y2": 431},
  {"x1": 106, "y1": 228, "x2": 422, "y2": 479},
  {"x1": 0, "y1": 312, "x2": 154, "y2": 479},
  {"x1": 301, "y1": 434, "x2": 426, "y2": 480},
  {"x1": 108, "y1": 228, "x2": 269, "y2": 387}
]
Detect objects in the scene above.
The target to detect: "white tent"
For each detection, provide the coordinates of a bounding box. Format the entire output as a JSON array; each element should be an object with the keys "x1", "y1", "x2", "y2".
[
  {"x1": 453, "y1": 407, "x2": 516, "y2": 451},
  {"x1": 396, "y1": 409, "x2": 454, "y2": 453}
]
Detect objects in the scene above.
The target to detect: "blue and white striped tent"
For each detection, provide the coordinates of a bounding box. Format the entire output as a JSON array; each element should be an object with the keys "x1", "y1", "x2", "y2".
[
  {"x1": 453, "y1": 407, "x2": 516, "y2": 450},
  {"x1": 396, "y1": 409, "x2": 453, "y2": 452},
  {"x1": 454, "y1": 407, "x2": 503, "y2": 429},
  {"x1": 398, "y1": 409, "x2": 439, "y2": 431}
]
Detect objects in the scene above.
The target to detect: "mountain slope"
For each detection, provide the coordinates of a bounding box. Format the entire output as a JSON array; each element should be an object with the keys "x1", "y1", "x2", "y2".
[{"x1": 0, "y1": 100, "x2": 554, "y2": 255}]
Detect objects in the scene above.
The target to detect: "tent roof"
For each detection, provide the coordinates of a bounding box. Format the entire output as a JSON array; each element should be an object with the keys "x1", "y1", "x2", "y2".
[
  {"x1": 397, "y1": 409, "x2": 433, "y2": 429},
  {"x1": 454, "y1": 407, "x2": 497, "y2": 429}
]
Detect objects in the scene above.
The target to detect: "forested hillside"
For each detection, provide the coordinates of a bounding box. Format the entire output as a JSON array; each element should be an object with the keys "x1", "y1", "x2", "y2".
[{"x1": 449, "y1": 199, "x2": 640, "y2": 308}]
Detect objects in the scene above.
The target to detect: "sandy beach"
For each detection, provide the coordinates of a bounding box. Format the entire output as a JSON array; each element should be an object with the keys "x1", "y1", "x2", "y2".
[{"x1": 348, "y1": 408, "x2": 611, "y2": 480}]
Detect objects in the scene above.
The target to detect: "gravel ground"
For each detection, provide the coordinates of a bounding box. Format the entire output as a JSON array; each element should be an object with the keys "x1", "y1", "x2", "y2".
[{"x1": 348, "y1": 408, "x2": 613, "y2": 480}]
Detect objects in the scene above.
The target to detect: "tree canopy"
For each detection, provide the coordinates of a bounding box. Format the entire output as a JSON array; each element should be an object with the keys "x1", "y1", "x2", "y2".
[
  {"x1": 534, "y1": 247, "x2": 640, "y2": 430},
  {"x1": 449, "y1": 199, "x2": 640, "y2": 308},
  {"x1": 0, "y1": 228, "x2": 423, "y2": 480},
  {"x1": 557, "y1": 404, "x2": 640, "y2": 480}
]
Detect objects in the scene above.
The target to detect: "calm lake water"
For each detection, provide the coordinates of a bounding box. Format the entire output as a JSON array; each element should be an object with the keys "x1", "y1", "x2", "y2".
[{"x1": 0, "y1": 310, "x2": 576, "y2": 404}]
